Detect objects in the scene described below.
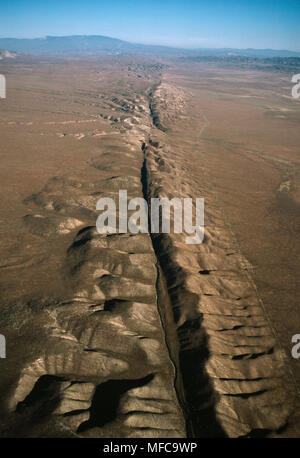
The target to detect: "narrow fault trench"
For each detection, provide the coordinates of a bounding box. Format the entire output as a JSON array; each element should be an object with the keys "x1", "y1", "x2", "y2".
[{"x1": 140, "y1": 137, "x2": 226, "y2": 437}]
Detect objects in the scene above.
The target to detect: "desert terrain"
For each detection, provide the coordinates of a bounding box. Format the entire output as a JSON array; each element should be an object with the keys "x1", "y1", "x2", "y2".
[{"x1": 0, "y1": 54, "x2": 299, "y2": 437}]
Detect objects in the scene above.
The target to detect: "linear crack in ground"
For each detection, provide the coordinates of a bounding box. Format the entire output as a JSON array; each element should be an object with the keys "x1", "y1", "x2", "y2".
[{"x1": 0, "y1": 58, "x2": 299, "y2": 438}]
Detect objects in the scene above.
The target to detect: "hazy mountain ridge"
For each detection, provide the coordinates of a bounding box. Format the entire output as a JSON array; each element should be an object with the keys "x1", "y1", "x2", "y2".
[{"x1": 0, "y1": 35, "x2": 299, "y2": 58}]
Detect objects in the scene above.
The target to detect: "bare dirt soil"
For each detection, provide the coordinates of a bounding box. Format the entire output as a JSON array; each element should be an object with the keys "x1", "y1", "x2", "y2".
[{"x1": 0, "y1": 56, "x2": 299, "y2": 437}]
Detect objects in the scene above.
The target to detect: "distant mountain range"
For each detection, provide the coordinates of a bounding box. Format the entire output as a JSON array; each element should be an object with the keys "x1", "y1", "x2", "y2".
[{"x1": 0, "y1": 35, "x2": 299, "y2": 58}]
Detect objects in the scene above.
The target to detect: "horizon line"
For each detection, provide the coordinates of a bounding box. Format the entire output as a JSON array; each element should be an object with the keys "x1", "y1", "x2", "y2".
[{"x1": 0, "y1": 34, "x2": 299, "y2": 54}]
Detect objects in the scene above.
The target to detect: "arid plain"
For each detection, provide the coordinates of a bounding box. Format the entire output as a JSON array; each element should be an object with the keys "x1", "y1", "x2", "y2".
[{"x1": 0, "y1": 55, "x2": 299, "y2": 437}]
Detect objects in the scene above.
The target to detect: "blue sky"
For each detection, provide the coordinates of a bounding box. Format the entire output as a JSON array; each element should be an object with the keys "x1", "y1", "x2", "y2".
[{"x1": 0, "y1": 0, "x2": 299, "y2": 51}]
